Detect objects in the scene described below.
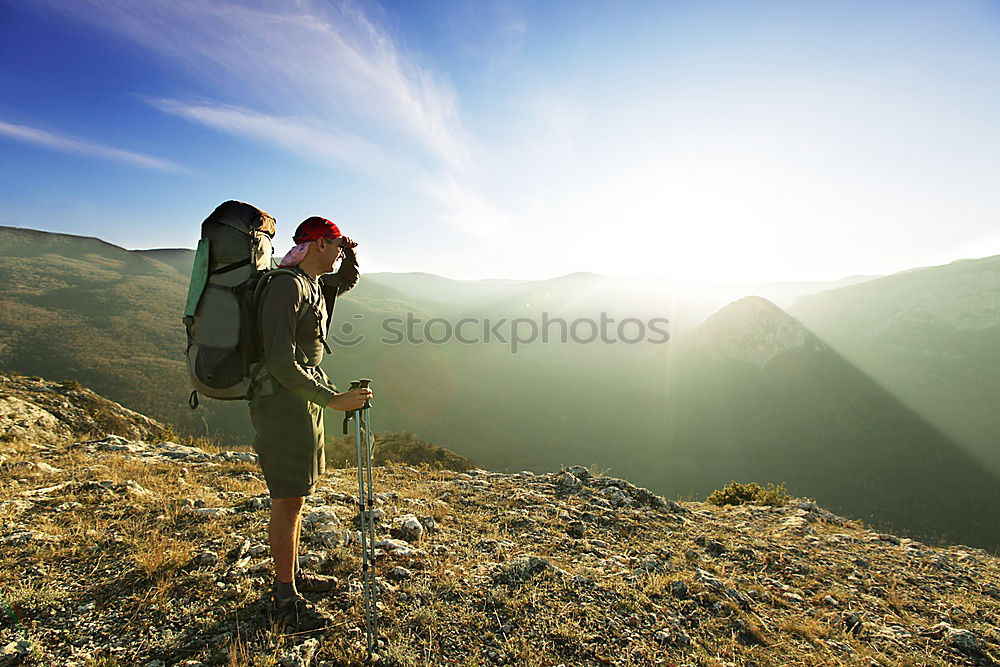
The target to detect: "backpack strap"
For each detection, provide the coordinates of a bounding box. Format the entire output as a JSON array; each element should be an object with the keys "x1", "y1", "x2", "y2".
[
  {"x1": 210, "y1": 257, "x2": 252, "y2": 275},
  {"x1": 249, "y1": 269, "x2": 304, "y2": 397},
  {"x1": 253, "y1": 268, "x2": 306, "y2": 307},
  {"x1": 253, "y1": 268, "x2": 332, "y2": 355}
]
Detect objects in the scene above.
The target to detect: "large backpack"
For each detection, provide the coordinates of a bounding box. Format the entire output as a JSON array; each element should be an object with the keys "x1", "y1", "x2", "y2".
[{"x1": 183, "y1": 200, "x2": 277, "y2": 407}]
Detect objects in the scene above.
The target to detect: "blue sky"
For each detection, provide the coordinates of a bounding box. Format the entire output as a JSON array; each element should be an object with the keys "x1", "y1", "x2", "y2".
[{"x1": 1, "y1": 0, "x2": 999, "y2": 282}]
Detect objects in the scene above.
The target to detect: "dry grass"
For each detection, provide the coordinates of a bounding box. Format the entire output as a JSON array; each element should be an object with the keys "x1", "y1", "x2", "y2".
[{"x1": 3, "y1": 429, "x2": 1000, "y2": 666}]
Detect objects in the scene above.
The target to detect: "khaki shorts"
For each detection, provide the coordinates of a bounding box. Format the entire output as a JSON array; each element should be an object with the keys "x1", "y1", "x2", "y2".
[{"x1": 249, "y1": 383, "x2": 326, "y2": 499}]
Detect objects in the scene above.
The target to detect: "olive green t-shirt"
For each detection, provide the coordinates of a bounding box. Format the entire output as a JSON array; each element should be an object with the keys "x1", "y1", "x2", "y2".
[{"x1": 256, "y1": 249, "x2": 359, "y2": 406}]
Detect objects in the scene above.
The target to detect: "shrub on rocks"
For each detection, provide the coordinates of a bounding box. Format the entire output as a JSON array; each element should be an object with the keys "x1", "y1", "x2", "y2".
[{"x1": 707, "y1": 481, "x2": 791, "y2": 507}]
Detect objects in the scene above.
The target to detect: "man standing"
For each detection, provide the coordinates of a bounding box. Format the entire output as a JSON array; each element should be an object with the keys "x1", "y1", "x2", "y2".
[{"x1": 250, "y1": 216, "x2": 373, "y2": 633}]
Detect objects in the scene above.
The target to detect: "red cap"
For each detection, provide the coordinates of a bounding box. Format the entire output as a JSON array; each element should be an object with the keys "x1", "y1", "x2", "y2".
[{"x1": 293, "y1": 216, "x2": 342, "y2": 244}]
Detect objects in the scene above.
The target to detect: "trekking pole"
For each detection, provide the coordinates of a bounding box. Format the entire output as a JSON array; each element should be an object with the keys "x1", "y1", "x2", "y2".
[
  {"x1": 352, "y1": 378, "x2": 379, "y2": 661},
  {"x1": 359, "y1": 378, "x2": 379, "y2": 647}
]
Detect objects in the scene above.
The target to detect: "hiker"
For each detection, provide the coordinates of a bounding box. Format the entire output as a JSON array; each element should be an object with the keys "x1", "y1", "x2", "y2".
[{"x1": 249, "y1": 215, "x2": 373, "y2": 632}]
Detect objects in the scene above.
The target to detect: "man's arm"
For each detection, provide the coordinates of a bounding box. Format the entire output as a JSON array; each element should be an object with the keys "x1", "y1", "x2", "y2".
[
  {"x1": 258, "y1": 275, "x2": 338, "y2": 407},
  {"x1": 320, "y1": 245, "x2": 359, "y2": 296}
]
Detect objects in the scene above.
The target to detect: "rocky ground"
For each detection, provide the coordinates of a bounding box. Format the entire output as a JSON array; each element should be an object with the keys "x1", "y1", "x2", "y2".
[{"x1": 1, "y1": 374, "x2": 999, "y2": 666}]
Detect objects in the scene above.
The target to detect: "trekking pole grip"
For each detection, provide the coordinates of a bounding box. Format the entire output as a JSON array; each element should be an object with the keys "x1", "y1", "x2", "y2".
[
  {"x1": 358, "y1": 378, "x2": 372, "y2": 409},
  {"x1": 342, "y1": 379, "x2": 362, "y2": 434}
]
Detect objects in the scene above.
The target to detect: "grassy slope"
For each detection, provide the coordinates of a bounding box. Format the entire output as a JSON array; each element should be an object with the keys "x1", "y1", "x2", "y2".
[
  {"x1": 2, "y1": 414, "x2": 998, "y2": 665},
  {"x1": 0, "y1": 226, "x2": 230, "y2": 434}
]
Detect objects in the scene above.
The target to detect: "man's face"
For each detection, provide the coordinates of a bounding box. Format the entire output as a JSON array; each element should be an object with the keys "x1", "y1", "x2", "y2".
[{"x1": 316, "y1": 236, "x2": 343, "y2": 272}]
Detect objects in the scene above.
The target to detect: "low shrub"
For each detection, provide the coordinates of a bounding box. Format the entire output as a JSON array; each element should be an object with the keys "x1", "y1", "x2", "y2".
[
  {"x1": 707, "y1": 481, "x2": 791, "y2": 506},
  {"x1": 325, "y1": 430, "x2": 474, "y2": 472}
]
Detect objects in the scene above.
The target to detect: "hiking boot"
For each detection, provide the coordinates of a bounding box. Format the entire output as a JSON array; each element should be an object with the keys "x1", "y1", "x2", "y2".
[
  {"x1": 271, "y1": 593, "x2": 333, "y2": 634},
  {"x1": 295, "y1": 572, "x2": 338, "y2": 593}
]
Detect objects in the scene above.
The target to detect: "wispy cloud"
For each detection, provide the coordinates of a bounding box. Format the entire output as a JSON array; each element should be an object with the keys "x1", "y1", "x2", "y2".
[
  {"x1": 0, "y1": 119, "x2": 184, "y2": 172},
  {"x1": 44, "y1": 0, "x2": 506, "y2": 239},
  {"x1": 149, "y1": 99, "x2": 403, "y2": 179},
  {"x1": 147, "y1": 98, "x2": 506, "y2": 241}
]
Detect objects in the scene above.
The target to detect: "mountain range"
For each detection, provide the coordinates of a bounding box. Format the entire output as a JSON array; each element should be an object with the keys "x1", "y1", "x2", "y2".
[{"x1": 1, "y1": 224, "x2": 998, "y2": 551}]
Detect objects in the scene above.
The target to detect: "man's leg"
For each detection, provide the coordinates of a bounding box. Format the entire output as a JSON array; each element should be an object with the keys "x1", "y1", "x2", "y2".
[
  {"x1": 293, "y1": 509, "x2": 303, "y2": 572},
  {"x1": 267, "y1": 494, "x2": 332, "y2": 632},
  {"x1": 270, "y1": 496, "x2": 305, "y2": 584}
]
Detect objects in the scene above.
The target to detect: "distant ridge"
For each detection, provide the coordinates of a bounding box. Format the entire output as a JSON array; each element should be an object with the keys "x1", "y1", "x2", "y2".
[
  {"x1": 788, "y1": 251, "x2": 1000, "y2": 478},
  {"x1": 133, "y1": 248, "x2": 196, "y2": 275},
  {"x1": 681, "y1": 295, "x2": 817, "y2": 368},
  {"x1": 4, "y1": 225, "x2": 1000, "y2": 550},
  {"x1": 0, "y1": 224, "x2": 135, "y2": 254}
]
